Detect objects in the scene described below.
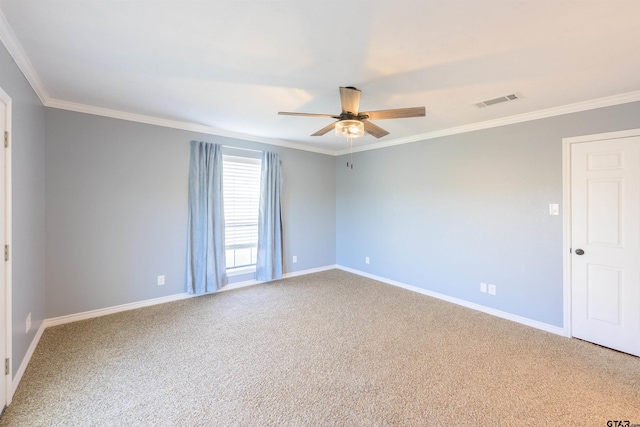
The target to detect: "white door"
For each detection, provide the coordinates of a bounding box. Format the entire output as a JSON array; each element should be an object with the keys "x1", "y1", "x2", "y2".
[
  {"x1": 570, "y1": 135, "x2": 640, "y2": 356},
  {"x1": 0, "y1": 94, "x2": 6, "y2": 408}
]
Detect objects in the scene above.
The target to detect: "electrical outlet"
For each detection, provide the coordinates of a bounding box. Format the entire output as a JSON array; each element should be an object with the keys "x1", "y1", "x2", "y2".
[
  {"x1": 365, "y1": 256, "x2": 370, "y2": 264},
  {"x1": 480, "y1": 282, "x2": 487, "y2": 293},
  {"x1": 26, "y1": 312, "x2": 31, "y2": 334},
  {"x1": 157, "y1": 275, "x2": 165, "y2": 286},
  {"x1": 293, "y1": 255, "x2": 297, "y2": 264},
  {"x1": 488, "y1": 284, "x2": 497, "y2": 295}
]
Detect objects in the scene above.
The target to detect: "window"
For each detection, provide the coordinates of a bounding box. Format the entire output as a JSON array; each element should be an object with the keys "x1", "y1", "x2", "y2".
[{"x1": 223, "y1": 155, "x2": 261, "y2": 273}]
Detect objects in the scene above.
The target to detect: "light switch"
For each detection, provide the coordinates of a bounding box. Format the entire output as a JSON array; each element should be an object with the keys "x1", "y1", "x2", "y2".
[{"x1": 549, "y1": 204, "x2": 559, "y2": 216}]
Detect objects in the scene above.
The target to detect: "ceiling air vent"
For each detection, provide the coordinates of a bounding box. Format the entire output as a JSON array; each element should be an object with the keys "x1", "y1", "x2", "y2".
[{"x1": 474, "y1": 93, "x2": 520, "y2": 108}]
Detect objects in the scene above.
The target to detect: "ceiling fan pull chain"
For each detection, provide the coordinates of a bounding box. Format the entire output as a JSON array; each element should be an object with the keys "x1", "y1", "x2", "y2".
[
  {"x1": 349, "y1": 136, "x2": 354, "y2": 169},
  {"x1": 346, "y1": 135, "x2": 350, "y2": 168}
]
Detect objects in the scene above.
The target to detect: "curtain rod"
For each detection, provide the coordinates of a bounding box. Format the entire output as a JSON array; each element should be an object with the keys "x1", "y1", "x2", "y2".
[{"x1": 222, "y1": 145, "x2": 263, "y2": 153}]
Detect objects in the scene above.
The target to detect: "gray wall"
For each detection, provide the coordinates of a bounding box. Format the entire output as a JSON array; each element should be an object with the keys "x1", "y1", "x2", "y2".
[
  {"x1": 0, "y1": 42, "x2": 46, "y2": 376},
  {"x1": 336, "y1": 101, "x2": 640, "y2": 327},
  {"x1": 45, "y1": 109, "x2": 336, "y2": 318}
]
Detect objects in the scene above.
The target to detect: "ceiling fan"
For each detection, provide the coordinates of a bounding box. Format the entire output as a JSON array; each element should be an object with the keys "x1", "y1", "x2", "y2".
[{"x1": 278, "y1": 86, "x2": 426, "y2": 139}]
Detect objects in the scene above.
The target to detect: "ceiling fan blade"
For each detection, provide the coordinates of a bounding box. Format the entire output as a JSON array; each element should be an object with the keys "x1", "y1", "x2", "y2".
[
  {"x1": 311, "y1": 121, "x2": 339, "y2": 137},
  {"x1": 363, "y1": 120, "x2": 390, "y2": 139},
  {"x1": 278, "y1": 112, "x2": 338, "y2": 118},
  {"x1": 360, "y1": 107, "x2": 426, "y2": 121},
  {"x1": 339, "y1": 87, "x2": 361, "y2": 115}
]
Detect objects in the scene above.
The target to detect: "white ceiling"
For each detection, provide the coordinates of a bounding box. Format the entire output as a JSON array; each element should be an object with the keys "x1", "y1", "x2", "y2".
[{"x1": 1, "y1": 0, "x2": 640, "y2": 154}]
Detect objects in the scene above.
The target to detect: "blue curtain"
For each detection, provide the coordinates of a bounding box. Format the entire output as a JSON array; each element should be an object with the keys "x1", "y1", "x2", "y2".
[
  {"x1": 256, "y1": 151, "x2": 283, "y2": 281},
  {"x1": 186, "y1": 141, "x2": 228, "y2": 294}
]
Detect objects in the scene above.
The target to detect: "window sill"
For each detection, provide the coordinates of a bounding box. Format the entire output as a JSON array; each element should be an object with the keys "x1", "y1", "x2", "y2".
[{"x1": 227, "y1": 266, "x2": 256, "y2": 277}]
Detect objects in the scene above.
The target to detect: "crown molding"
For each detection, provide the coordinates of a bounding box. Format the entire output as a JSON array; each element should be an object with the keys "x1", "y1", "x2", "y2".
[
  {"x1": 3, "y1": 4, "x2": 640, "y2": 157},
  {"x1": 41, "y1": 89, "x2": 640, "y2": 157},
  {"x1": 46, "y1": 98, "x2": 336, "y2": 156},
  {"x1": 49, "y1": 89, "x2": 640, "y2": 158},
  {"x1": 335, "y1": 90, "x2": 640, "y2": 156},
  {"x1": 0, "y1": 8, "x2": 49, "y2": 105}
]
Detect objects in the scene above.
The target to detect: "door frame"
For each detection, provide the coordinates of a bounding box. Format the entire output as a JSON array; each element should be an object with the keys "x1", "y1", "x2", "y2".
[
  {"x1": 562, "y1": 127, "x2": 640, "y2": 339},
  {"x1": 0, "y1": 86, "x2": 12, "y2": 405}
]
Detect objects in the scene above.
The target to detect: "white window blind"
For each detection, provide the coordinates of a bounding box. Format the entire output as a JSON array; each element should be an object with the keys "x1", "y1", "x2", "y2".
[{"x1": 223, "y1": 155, "x2": 261, "y2": 271}]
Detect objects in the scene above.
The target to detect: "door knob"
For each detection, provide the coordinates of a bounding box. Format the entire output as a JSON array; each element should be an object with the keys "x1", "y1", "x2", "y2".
[{"x1": 575, "y1": 248, "x2": 584, "y2": 255}]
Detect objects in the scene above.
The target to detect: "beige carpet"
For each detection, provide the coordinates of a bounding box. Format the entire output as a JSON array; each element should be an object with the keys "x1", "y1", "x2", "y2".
[{"x1": 1, "y1": 269, "x2": 638, "y2": 426}]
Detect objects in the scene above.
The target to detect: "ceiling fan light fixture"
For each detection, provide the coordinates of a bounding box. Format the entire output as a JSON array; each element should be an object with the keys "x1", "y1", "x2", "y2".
[{"x1": 335, "y1": 119, "x2": 364, "y2": 138}]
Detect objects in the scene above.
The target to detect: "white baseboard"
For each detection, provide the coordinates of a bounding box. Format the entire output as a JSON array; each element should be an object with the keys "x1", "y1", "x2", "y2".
[
  {"x1": 284, "y1": 264, "x2": 338, "y2": 279},
  {"x1": 11, "y1": 320, "x2": 46, "y2": 399},
  {"x1": 219, "y1": 280, "x2": 261, "y2": 292},
  {"x1": 44, "y1": 265, "x2": 337, "y2": 326},
  {"x1": 219, "y1": 264, "x2": 338, "y2": 292},
  {"x1": 336, "y1": 265, "x2": 567, "y2": 337},
  {"x1": 43, "y1": 293, "x2": 194, "y2": 329}
]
